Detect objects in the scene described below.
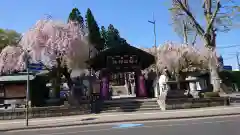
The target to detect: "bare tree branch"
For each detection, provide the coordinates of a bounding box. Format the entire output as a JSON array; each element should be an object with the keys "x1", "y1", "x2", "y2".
[
  {"x1": 183, "y1": 20, "x2": 188, "y2": 44},
  {"x1": 174, "y1": 0, "x2": 205, "y2": 36},
  {"x1": 205, "y1": 1, "x2": 221, "y2": 34},
  {"x1": 191, "y1": 32, "x2": 197, "y2": 45},
  {"x1": 170, "y1": 0, "x2": 199, "y2": 45}
]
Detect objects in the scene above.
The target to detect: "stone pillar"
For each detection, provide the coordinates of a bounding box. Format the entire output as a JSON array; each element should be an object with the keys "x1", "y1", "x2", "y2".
[
  {"x1": 186, "y1": 76, "x2": 199, "y2": 98},
  {"x1": 124, "y1": 73, "x2": 129, "y2": 94},
  {"x1": 154, "y1": 80, "x2": 160, "y2": 98}
]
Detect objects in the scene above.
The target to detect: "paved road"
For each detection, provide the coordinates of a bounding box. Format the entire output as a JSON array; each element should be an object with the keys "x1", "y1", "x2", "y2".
[{"x1": 3, "y1": 115, "x2": 240, "y2": 135}]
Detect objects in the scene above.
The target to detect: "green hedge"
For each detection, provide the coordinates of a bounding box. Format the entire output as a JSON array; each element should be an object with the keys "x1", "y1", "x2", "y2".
[{"x1": 219, "y1": 70, "x2": 240, "y2": 88}]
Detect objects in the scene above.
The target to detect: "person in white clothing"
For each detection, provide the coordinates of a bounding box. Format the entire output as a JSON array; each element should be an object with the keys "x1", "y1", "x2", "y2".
[
  {"x1": 158, "y1": 67, "x2": 171, "y2": 110},
  {"x1": 158, "y1": 68, "x2": 170, "y2": 96}
]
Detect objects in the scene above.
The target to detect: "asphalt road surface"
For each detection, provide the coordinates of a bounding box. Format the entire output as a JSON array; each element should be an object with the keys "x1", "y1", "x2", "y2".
[{"x1": 3, "y1": 115, "x2": 240, "y2": 135}]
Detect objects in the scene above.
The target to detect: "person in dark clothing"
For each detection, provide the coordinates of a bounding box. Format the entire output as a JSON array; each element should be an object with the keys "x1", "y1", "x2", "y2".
[
  {"x1": 146, "y1": 69, "x2": 156, "y2": 98},
  {"x1": 163, "y1": 67, "x2": 171, "y2": 79},
  {"x1": 134, "y1": 69, "x2": 141, "y2": 97}
]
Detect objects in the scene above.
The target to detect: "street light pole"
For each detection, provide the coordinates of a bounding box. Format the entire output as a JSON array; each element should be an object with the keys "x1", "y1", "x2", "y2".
[
  {"x1": 236, "y1": 52, "x2": 240, "y2": 70},
  {"x1": 25, "y1": 51, "x2": 30, "y2": 126},
  {"x1": 148, "y1": 13, "x2": 160, "y2": 97},
  {"x1": 88, "y1": 46, "x2": 93, "y2": 75},
  {"x1": 148, "y1": 13, "x2": 158, "y2": 77}
]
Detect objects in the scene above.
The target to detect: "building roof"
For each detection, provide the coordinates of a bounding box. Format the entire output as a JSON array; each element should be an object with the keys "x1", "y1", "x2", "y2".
[
  {"x1": 0, "y1": 75, "x2": 35, "y2": 82},
  {"x1": 87, "y1": 44, "x2": 155, "y2": 71}
]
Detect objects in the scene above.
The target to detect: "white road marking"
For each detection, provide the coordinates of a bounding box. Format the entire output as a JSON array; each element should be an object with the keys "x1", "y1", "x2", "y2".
[
  {"x1": 7, "y1": 115, "x2": 240, "y2": 135},
  {"x1": 0, "y1": 106, "x2": 240, "y2": 125}
]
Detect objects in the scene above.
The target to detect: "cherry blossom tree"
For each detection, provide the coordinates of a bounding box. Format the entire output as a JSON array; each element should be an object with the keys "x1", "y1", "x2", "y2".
[
  {"x1": 0, "y1": 18, "x2": 96, "y2": 73},
  {"x1": 0, "y1": 18, "x2": 97, "y2": 100},
  {"x1": 0, "y1": 46, "x2": 25, "y2": 73},
  {"x1": 141, "y1": 43, "x2": 213, "y2": 78},
  {"x1": 20, "y1": 19, "x2": 96, "y2": 69},
  {"x1": 159, "y1": 43, "x2": 210, "y2": 78}
]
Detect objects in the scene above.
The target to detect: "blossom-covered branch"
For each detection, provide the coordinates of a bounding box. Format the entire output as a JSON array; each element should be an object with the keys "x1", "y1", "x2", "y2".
[
  {"x1": 0, "y1": 18, "x2": 97, "y2": 74},
  {"x1": 140, "y1": 43, "x2": 218, "y2": 74}
]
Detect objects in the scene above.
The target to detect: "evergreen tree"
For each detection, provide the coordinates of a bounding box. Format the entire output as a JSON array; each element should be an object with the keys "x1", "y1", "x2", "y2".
[
  {"x1": 119, "y1": 37, "x2": 127, "y2": 45},
  {"x1": 105, "y1": 24, "x2": 130, "y2": 48},
  {"x1": 85, "y1": 8, "x2": 104, "y2": 51},
  {"x1": 100, "y1": 26, "x2": 108, "y2": 49},
  {"x1": 68, "y1": 8, "x2": 84, "y2": 26},
  {"x1": 106, "y1": 24, "x2": 120, "y2": 48}
]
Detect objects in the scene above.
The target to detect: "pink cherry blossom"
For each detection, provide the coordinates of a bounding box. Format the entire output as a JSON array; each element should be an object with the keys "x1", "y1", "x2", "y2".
[
  {"x1": 0, "y1": 19, "x2": 96, "y2": 74},
  {"x1": 140, "y1": 43, "x2": 217, "y2": 73},
  {"x1": 0, "y1": 46, "x2": 24, "y2": 73}
]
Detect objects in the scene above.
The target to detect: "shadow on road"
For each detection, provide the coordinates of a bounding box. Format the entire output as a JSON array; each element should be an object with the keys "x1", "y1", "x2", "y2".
[
  {"x1": 81, "y1": 117, "x2": 98, "y2": 121},
  {"x1": 101, "y1": 99, "x2": 144, "y2": 112}
]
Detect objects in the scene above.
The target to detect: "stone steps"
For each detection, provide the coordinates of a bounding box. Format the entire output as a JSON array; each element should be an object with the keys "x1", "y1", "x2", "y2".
[
  {"x1": 100, "y1": 98, "x2": 160, "y2": 113},
  {"x1": 101, "y1": 108, "x2": 159, "y2": 113}
]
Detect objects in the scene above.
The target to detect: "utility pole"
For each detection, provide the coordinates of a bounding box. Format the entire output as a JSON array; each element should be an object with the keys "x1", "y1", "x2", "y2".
[
  {"x1": 148, "y1": 13, "x2": 159, "y2": 97},
  {"x1": 88, "y1": 46, "x2": 93, "y2": 76},
  {"x1": 237, "y1": 52, "x2": 240, "y2": 70},
  {"x1": 148, "y1": 13, "x2": 158, "y2": 75},
  {"x1": 24, "y1": 51, "x2": 30, "y2": 126}
]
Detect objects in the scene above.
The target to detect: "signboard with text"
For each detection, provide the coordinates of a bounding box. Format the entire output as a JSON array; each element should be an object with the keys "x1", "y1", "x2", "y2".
[
  {"x1": 28, "y1": 63, "x2": 45, "y2": 72},
  {"x1": 223, "y1": 65, "x2": 232, "y2": 71},
  {"x1": 106, "y1": 55, "x2": 139, "y2": 71}
]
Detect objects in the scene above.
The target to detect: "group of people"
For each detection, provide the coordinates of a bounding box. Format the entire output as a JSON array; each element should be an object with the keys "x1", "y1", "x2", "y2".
[
  {"x1": 143, "y1": 67, "x2": 171, "y2": 98},
  {"x1": 143, "y1": 70, "x2": 157, "y2": 98},
  {"x1": 98, "y1": 67, "x2": 172, "y2": 99},
  {"x1": 125, "y1": 69, "x2": 157, "y2": 98}
]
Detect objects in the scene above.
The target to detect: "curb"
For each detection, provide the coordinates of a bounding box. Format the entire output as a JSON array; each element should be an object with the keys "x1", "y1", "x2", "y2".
[{"x1": 1, "y1": 112, "x2": 240, "y2": 132}]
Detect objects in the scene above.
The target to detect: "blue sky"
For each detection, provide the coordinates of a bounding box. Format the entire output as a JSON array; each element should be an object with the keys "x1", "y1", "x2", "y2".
[{"x1": 0, "y1": 0, "x2": 239, "y2": 69}]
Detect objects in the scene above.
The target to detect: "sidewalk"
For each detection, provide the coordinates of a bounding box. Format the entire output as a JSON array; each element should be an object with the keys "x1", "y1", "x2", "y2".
[
  {"x1": 221, "y1": 92, "x2": 240, "y2": 103},
  {"x1": 221, "y1": 92, "x2": 240, "y2": 98},
  {"x1": 1, "y1": 105, "x2": 240, "y2": 132}
]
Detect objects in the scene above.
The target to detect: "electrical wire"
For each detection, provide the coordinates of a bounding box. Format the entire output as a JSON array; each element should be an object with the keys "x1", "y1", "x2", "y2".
[{"x1": 217, "y1": 44, "x2": 240, "y2": 49}]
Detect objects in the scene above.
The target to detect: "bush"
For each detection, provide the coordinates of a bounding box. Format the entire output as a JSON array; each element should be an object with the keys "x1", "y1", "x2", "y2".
[
  {"x1": 203, "y1": 92, "x2": 220, "y2": 98},
  {"x1": 219, "y1": 70, "x2": 240, "y2": 88}
]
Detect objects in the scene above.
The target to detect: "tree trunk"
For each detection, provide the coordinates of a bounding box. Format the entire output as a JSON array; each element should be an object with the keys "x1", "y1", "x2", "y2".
[
  {"x1": 183, "y1": 21, "x2": 188, "y2": 44},
  {"x1": 56, "y1": 72, "x2": 61, "y2": 98},
  {"x1": 208, "y1": 48, "x2": 221, "y2": 92},
  {"x1": 175, "y1": 73, "x2": 181, "y2": 90},
  {"x1": 50, "y1": 76, "x2": 61, "y2": 99}
]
